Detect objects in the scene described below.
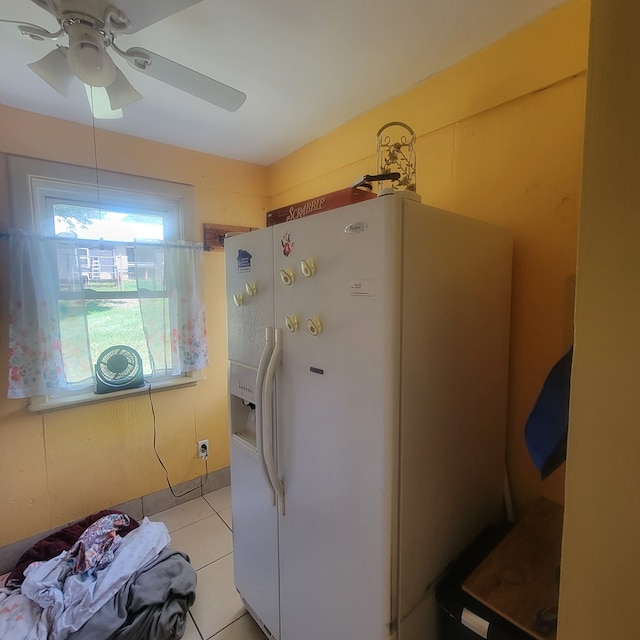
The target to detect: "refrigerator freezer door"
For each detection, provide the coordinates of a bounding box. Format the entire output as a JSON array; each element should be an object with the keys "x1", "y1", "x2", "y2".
[
  {"x1": 226, "y1": 227, "x2": 275, "y2": 368},
  {"x1": 273, "y1": 196, "x2": 403, "y2": 640},
  {"x1": 226, "y1": 229, "x2": 280, "y2": 639},
  {"x1": 230, "y1": 439, "x2": 280, "y2": 639}
]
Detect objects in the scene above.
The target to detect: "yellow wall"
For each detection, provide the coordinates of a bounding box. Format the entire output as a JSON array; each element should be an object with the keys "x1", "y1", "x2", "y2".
[
  {"x1": 267, "y1": 0, "x2": 589, "y2": 515},
  {"x1": 0, "y1": 105, "x2": 269, "y2": 545},
  {"x1": 0, "y1": 0, "x2": 590, "y2": 546},
  {"x1": 559, "y1": 1, "x2": 640, "y2": 637}
]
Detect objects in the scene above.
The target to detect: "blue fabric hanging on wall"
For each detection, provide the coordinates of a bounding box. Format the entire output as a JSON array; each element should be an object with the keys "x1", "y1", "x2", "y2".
[{"x1": 525, "y1": 347, "x2": 573, "y2": 479}]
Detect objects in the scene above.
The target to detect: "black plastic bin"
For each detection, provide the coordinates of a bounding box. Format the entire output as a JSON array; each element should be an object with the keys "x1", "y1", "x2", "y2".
[{"x1": 436, "y1": 526, "x2": 536, "y2": 640}]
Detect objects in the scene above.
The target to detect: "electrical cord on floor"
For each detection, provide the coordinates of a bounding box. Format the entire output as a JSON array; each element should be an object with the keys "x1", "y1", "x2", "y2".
[{"x1": 146, "y1": 381, "x2": 208, "y2": 498}]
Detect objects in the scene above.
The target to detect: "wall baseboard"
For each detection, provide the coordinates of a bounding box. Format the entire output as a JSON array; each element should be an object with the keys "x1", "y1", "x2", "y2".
[{"x1": 0, "y1": 467, "x2": 230, "y2": 576}]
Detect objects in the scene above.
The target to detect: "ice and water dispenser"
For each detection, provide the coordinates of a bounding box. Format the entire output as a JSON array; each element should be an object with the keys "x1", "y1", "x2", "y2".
[{"x1": 229, "y1": 362, "x2": 258, "y2": 448}]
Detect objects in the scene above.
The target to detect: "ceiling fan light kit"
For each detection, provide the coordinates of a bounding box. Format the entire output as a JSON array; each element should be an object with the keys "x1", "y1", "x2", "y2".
[
  {"x1": 4, "y1": 0, "x2": 246, "y2": 119},
  {"x1": 65, "y1": 20, "x2": 116, "y2": 87},
  {"x1": 84, "y1": 84, "x2": 122, "y2": 119},
  {"x1": 104, "y1": 66, "x2": 142, "y2": 110},
  {"x1": 27, "y1": 46, "x2": 74, "y2": 95}
]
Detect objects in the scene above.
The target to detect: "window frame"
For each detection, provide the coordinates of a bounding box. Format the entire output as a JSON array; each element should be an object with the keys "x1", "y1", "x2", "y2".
[
  {"x1": 7, "y1": 155, "x2": 201, "y2": 412},
  {"x1": 8, "y1": 155, "x2": 188, "y2": 238}
]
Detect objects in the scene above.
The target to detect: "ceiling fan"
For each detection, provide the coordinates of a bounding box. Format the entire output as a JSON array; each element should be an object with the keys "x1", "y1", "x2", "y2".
[{"x1": 1, "y1": 0, "x2": 246, "y2": 118}]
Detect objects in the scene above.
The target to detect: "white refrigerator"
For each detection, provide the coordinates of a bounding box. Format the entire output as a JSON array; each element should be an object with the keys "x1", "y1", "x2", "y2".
[{"x1": 225, "y1": 191, "x2": 512, "y2": 640}]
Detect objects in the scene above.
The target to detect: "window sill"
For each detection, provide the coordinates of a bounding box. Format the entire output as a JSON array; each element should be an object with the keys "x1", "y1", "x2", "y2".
[{"x1": 27, "y1": 375, "x2": 203, "y2": 414}]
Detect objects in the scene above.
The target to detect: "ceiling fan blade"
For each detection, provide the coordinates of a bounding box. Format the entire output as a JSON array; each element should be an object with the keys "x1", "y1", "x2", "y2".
[
  {"x1": 106, "y1": 67, "x2": 142, "y2": 110},
  {"x1": 27, "y1": 47, "x2": 74, "y2": 96},
  {"x1": 108, "y1": 0, "x2": 204, "y2": 34},
  {"x1": 0, "y1": 19, "x2": 62, "y2": 40},
  {"x1": 125, "y1": 47, "x2": 246, "y2": 112}
]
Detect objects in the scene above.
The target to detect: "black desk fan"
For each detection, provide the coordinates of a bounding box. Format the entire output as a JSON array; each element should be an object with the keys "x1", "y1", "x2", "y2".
[{"x1": 95, "y1": 345, "x2": 144, "y2": 394}]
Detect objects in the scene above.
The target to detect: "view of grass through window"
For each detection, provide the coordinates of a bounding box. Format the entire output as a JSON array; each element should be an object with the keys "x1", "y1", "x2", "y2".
[{"x1": 54, "y1": 205, "x2": 166, "y2": 384}]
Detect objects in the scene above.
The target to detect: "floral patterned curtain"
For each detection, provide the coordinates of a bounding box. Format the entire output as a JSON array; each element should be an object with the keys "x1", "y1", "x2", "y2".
[
  {"x1": 7, "y1": 233, "x2": 208, "y2": 399},
  {"x1": 135, "y1": 240, "x2": 208, "y2": 376},
  {"x1": 7, "y1": 232, "x2": 92, "y2": 398}
]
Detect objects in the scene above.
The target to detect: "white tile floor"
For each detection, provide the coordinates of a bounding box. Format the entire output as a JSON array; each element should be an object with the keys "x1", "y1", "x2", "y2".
[{"x1": 149, "y1": 486, "x2": 266, "y2": 640}]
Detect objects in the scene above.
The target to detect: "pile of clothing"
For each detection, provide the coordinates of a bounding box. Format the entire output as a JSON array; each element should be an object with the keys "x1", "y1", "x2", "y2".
[{"x1": 0, "y1": 511, "x2": 196, "y2": 640}]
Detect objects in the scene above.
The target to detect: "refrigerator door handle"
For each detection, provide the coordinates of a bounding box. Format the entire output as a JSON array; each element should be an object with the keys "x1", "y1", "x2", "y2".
[
  {"x1": 263, "y1": 327, "x2": 285, "y2": 515},
  {"x1": 255, "y1": 327, "x2": 276, "y2": 506}
]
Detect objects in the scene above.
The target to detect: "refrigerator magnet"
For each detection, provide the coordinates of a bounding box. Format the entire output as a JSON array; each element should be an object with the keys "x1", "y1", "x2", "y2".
[
  {"x1": 281, "y1": 231, "x2": 295, "y2": 257},
  {"x1": 236, "y1": 249, "x2": 252, "y2": 272}
]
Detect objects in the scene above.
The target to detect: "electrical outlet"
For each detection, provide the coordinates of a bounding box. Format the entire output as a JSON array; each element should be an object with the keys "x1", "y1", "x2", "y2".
[{"x1": 198, "y1": 439, "x2": 209, "y2": 459}]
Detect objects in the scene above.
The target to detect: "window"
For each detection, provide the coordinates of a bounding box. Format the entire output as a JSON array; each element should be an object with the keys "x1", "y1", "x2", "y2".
[{"x1": 7, "y1": 156, "x2": 207, "y2": 409}]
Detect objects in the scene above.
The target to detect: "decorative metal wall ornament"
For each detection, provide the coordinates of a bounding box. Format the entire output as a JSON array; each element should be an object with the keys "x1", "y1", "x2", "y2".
[{"x1": 376, "y1": 121, "x2": 416, "y2": 192}]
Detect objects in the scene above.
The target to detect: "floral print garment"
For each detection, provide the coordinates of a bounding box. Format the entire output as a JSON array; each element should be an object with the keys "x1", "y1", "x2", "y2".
[
  {"x1": 66, "y1": 514, "x2": 131, "y2": 575},
  {"x1": 0, "y1": 587, "x2": 49, "y2": 640}
]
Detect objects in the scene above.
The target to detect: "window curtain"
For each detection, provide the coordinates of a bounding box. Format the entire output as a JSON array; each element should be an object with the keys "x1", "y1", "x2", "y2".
[
  {"x1": 7, "y1": 233, "x2": 208, "y2": 399},
  {"x1": 7, "y1": 232, "x2": 92, "y2": 399},
  {"x1": 135, "y1": 240, "x2": 208, "y2": 377}
]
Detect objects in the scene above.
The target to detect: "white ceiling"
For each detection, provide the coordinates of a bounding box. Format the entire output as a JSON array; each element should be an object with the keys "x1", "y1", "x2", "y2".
[{"x1": 0, "y1": 0, "x2": 567, "y2": 166}]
